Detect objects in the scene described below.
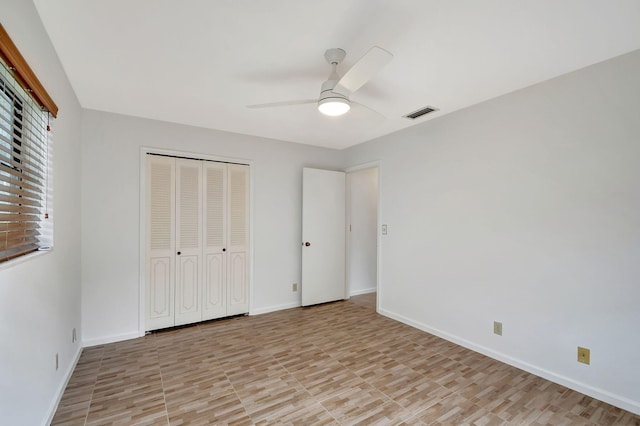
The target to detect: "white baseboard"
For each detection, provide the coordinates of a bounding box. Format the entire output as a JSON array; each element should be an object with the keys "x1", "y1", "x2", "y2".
[
  {"x1": 43, "y1": 345, "x2": 82, "y2": 426},
  {"x1": 350, "y1": 287, "x2": 376, "y2": 296},
  {"x1": 379, "y1": 308, "x2": 640, "y2": 416},
  {"x1": 82, "y1": 331, "x2": 142, "y2": 348},
  {"x1": 251, "y1": 301, "x2": 300, "y2": 316}
]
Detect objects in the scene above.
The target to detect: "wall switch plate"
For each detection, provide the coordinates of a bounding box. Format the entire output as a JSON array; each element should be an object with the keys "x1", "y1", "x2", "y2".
[
  {"x1": 292, "y1": 282, "x2": 298, "y2": 292},
  {"x1": 382, "y1": 224, "x2": 388, "y2": 235},
  {"x1": 493, "y1": 321, "x2": 503, "y2": 336},
  {"x1": 578, "y1": 346, "x2": 590, "y2": 365}
]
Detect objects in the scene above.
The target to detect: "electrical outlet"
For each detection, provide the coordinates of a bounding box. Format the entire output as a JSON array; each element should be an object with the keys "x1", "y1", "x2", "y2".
[
  {"x1": 578, "y1": 346, "x2": 590, "y2": 365},
  {"x1": 55, "y1": 353, "x2": 59, "y2": 370},
  {"x1": 493, "y1": 321, "x2": 503, "y2": 336},
  {"x1": 292, "y1": 282, "x2": 298, "y2": 292},
  {"x1": 72, "y1": 327, "x2": 77, "y2": 343}
]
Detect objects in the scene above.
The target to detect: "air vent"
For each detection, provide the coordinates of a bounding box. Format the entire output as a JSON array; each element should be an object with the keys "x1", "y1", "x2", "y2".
[{"x1": 403, "y1": 106, "x2": 439, "y2": 120}]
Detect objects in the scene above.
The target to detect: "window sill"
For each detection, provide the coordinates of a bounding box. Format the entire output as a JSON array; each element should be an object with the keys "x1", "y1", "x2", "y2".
[{"x1": 0, "y1": 248, "x2": 53, "y2": 272}]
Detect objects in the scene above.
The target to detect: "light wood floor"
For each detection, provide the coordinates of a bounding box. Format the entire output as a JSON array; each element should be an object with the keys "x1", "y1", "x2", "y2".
[{"x1": 52, "y1": 293, "x2": 640, "y2": 425}]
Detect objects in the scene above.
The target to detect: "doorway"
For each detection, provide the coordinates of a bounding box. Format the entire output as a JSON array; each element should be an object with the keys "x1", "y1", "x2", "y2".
[
  {"x1": 346, "y1": 165, "x2": 379, "y2": 303},
  {"x1": 300, "y1": 165, "x2": 380, "y2": 309}
]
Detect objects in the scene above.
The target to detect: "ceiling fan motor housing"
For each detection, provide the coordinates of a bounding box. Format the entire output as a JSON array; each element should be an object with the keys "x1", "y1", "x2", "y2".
[{"x1": 319, "y1": 79, "x2": 347, "y2": 101}]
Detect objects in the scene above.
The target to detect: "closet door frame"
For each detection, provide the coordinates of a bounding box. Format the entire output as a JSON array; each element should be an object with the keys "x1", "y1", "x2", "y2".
[{"x1": 139, "y1": 147, "x2": 253, "y2": 335}]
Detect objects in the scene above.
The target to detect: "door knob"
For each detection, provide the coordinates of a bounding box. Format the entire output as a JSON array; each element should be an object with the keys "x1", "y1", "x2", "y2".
[
  {"x1": 304, "y1": 242, "x2": 311, "y2": 247},
  {"x1": 222, "y1": 248, "x2": 226, "y2": 252},
  {"x1": 177, "y1": 251, "x2": 181, "y2": 255}
]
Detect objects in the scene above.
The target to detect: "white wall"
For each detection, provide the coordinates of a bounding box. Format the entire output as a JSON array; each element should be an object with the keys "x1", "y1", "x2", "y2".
[
  {"x1": 80, "y1": 110, "x2": 342, "y2": 344},
  {"x1": 342, "y1": 49, "x2": 640, "y2": 413},
  {"x1": 348, "y1": 167, "x2": 378, "y2": 295},
  {"x1": 0, "y1": 1, "x2": 83, "y2": 425}
]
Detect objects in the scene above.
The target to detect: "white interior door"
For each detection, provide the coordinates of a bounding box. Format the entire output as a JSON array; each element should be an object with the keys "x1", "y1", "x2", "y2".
[
  {"x1": 174, "y1": 159, "x2": 203, "y2": 326},
  {"x1": 226, "y1": 164, "x2": 250, "y2": 315},
  {"x1": 145, "y1": 154, "x2": 250, "y2": 331},
  {"x1": 202, "y1": 162, "x2": 227, "y2": 320},
  {"x1": 146, "y1": 156, "x2": 176, "y2": 330},
  {"x1": 302, "y1": 168, "x2": 346, "y2": 306}
]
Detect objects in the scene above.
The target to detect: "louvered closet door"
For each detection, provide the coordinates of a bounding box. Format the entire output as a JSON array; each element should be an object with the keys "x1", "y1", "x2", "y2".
[
  {"x1": 202, "y1": 162, "x2": 227, "y2": 320},
  {"x1": 175, "y1": 159, "x2": 203, "y2": 326},
  {"x1": 227, "y1": 164, "x2": 249, "y2": 315},
  {"x1": 146, "y1": 156, "x2": 176, "y2": 330}
]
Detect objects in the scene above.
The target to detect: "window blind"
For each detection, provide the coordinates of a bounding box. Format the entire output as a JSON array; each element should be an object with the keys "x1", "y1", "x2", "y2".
[{"x1": 0, "y1": 62, "x2": 48, "y2": 262}]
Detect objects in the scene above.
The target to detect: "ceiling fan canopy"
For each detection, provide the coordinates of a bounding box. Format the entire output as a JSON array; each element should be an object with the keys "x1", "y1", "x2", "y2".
[{"x1": 247, "y1": 46, "x2": 393, "y2": 117}]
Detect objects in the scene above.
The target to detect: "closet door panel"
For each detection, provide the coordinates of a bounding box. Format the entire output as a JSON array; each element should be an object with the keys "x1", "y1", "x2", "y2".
[
  {"x1": 175, "y1": 159, "x2": 203, "y2": 326},
  {"x1": 146, "y1": 156, "x2": 176, "y2": 330},
  {"x1": 175, "y1": 255, "x2": 199, "y2": 324},
  {"x1": 202, "y1": 162, "x2": 228, "y2": 320},
  {"x1": 227, "y1": 164, "x2": 249, "y2": 315},
  {"x1": 203, "y1": 253, "x2": 225, "y2": 318},
  {"x1": 148, "y1": 257, "x2": 173, "y2": 326},
  {"x1": 227, "y1": 251, "x2": 248, "y2": 315}
]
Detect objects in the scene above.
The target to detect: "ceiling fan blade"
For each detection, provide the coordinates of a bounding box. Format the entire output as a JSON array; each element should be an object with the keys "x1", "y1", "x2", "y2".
[
  {"x1": 333, "y1": 46, "x2": 393, "y2": 97},
  {"x1": 247, "y1": 99, "x2": 317, "y2": 109},
  {"x1": 351, "y1": 100, "x2": 386, "y2": 118}
]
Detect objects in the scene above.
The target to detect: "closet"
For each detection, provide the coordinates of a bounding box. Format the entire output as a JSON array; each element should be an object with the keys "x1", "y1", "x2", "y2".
[{"x1": 145, "y1": 154, "x2": 249, "y2": 331}]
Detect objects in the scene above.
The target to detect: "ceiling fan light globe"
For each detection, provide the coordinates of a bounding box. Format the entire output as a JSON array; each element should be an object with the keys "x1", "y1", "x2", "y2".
[{"x1": 318, "y1": 98, "x2": 350, "y2": 116}]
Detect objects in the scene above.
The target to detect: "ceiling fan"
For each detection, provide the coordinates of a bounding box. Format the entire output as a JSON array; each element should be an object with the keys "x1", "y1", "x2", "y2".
[{"x1": 247, "y1": 46, "x2": 393, "y2": 117}]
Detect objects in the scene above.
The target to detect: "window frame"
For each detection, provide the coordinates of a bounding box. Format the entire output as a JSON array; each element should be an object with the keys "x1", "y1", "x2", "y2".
[{"x1": 0, "y1": 24, "x2": 57, "y2": 117}]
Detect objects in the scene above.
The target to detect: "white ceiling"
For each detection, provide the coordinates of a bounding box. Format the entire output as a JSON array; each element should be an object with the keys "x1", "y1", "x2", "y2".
[{"x1": 34, "y1": 0, "x2": 640, "y2": 150}]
